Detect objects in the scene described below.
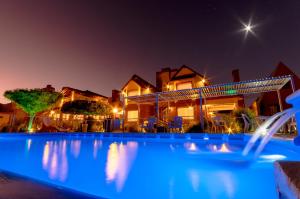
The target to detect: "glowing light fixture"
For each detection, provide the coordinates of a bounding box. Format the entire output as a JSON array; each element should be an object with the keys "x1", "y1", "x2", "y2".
[
  {"x1": 145, "y1": 87, "x2": 150, "y2": 94},
  {"x1": 226, "y1": 89, "x2": 237, "y2": 95},
  {"x1": 227, "y1": 127, "x2": 232, "y2": 134},
  {"x1": 113, "y1": 108, "x2": 118, "y2": 114}
]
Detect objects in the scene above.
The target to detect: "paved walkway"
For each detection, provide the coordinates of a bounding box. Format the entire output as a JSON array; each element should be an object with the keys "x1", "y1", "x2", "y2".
[{"x1": 0, "y1": 172, "x2": 100, "y2": 199}]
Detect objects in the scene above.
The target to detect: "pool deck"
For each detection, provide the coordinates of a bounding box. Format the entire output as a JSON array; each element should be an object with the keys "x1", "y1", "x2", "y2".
[{"x1": 0, "y1": 171, "x2": 100, "y2": 199}]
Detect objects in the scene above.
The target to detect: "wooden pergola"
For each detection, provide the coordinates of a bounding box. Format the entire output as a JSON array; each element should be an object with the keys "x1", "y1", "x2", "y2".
[{"x1": 122, "y1": 75, "x2": 295, "y2": 130}]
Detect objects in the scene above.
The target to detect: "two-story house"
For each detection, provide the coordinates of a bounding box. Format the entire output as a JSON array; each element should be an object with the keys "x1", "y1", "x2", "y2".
[{"x1": 118, "y1": 65, "x2": 245, "y2": 131}]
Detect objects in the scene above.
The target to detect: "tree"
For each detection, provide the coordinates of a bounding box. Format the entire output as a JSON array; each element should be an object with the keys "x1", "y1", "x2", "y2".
[
  {"x1": 61, "y1": 100, "x2": 112, "y2": 116},
  {"x1": 4, "y1": 89, "x2": 62, "y2": 133}
]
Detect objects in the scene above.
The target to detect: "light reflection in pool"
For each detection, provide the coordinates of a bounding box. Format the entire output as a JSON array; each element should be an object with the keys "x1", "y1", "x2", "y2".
[
  {"x1": 26, "y1": 139, "x2": 32, "y2": 152},
  {"x1": 105, "y1": 141, "x2": 138, "y2": 192},
  {"x1": 70, "y1": 140, "x2": 81, "y2": 158},
  {"x1": 208, "y1": 143, "x2": 232, "y2": 153},
  {"x1": 42, "y1": 140, "x2": 68, "y2": 181},
  {"x1": 184, "y1": 142, "x2": 198, "y2": 152},
  {"x1": 93, "y1": 140, "x2": 102, "y2": 159}
]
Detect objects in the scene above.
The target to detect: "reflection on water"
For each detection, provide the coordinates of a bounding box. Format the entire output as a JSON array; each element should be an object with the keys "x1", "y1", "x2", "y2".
[
  {"x1": 213, "y1": 171, "x2": 235, "y2": 198},
  {"x1": 42, "y1": 140, "x2": 68, "y2": 181},
  {"x1": 188, "y1": 169, "x2": 200, "y2": 192},
  {"x1": 93, "y1": 140, "x2": 103, "y2": 159},
  {"x1": 105, "y1": 141, "x2": 138, "y2": 192},
  {"x1": 208, "y1": 143, "x2": 231, "y2": 153},
  {"x1": 184, "y1": 142, "x2": 198, "y2": 152},
  {"x1": 169, "y1": 177, "x2": 175, "y2": 199},
  {"x1": 219, "y1": 144, "x2": 231, "y2": 153},
  {"x1": 26, "y1": 139, "x2": 32, "y2": 152},
  {"x1": 70, "y1": 140, "x2": 81, "y2": 158}
]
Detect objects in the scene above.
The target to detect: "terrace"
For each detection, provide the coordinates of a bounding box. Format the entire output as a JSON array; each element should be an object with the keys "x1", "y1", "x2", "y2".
[{"x1": 122, "y1": 75, "x2": 295, "y2": 132}]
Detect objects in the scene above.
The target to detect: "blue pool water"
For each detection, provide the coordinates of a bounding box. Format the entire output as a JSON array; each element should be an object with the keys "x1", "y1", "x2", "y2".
[{"x1": 0, "y1": 133, "x2": 299, "y2": 199}]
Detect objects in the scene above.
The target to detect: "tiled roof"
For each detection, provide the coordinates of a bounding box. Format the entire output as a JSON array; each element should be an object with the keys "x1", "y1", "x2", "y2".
[
  {"x1": 170, "y1": 65, "x2": 204, "y2": 81},
  {"x1": 61, "y1": 87, "x2": 108, "y2": 99}
]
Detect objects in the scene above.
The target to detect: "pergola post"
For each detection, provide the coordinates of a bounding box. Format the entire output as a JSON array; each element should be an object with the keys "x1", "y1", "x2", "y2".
[
  {"x1": 167, "y1": 101, "x2": 170, "y2": 122},
  {"x1": 137, "y1": 103, "x2": 140, "y2": 128},
  {"x1": 199, "y1": 89, "x2": 204, "y2": 131},
  {"x1": 122, "y1": 96, "x2": 126, "y2": 132},
  {"x1": 277, "y1": 90, "x2": 283, "y2": 112},
  {"x1": 290, "y1": 76, "x2": 296, "y2": 93},
  {"x1": 156, "y1": 94, "x2": 159, "y2": 121}
]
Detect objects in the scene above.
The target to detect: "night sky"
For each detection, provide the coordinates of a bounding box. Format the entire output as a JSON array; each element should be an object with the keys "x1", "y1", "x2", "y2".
[{"x1": 1, "y1": 0, "x2": 300, "y2": 103}]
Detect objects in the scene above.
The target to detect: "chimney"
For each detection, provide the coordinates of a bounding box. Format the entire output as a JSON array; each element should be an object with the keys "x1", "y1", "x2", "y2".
[
  {"x1": 156, "y1": 68, "x2": 171, "y2": 92},
  {"x1": 43, "y1": 84, "x2": 55, "y2": 92},
  {"x1": 232, "y1": 69, "x2": 240, "y2": 82},
  {"x1": 111, "y1": 89, "x2": 120, "y2": 103}
]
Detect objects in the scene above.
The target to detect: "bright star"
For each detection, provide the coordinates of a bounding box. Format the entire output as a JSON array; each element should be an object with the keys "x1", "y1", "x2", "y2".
[
  {"x1": 239, "y1": 19, "x2": 258, "y2": 40},
  {"x1": 244, "y1": 24, "x2": 253, "y2": 32}
]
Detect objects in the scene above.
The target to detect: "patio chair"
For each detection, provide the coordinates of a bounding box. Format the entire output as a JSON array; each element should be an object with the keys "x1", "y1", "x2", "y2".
[
  {"x1": 39, "y1": 116, "x2": 71, "y2": 132},
  {"x1": 141, "y1": 117, "x2": 157, "y2": 133},
  {"x1": 211, "y1": 116, "x2": 226, "y2": 133},
  {"x1": 112, "y1": 118, "x2": 121, "y2": 132},
  {"x1": 168, "y1": 116, "x2": 183, "y2": 133}
]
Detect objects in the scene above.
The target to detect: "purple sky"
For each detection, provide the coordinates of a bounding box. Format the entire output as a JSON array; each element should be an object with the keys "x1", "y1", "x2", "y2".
[{"x1": 1, "y1": 0, "x2": 300, "y2": 103}]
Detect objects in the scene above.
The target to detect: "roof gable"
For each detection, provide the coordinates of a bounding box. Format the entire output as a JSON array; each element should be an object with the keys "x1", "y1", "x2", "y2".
[
  {"x1": 121, "y1": 74, "x2": 156, "y2": 91},
  {"x1": 170, "y1": 65, "x2": 204, "y2": 81},
  {"x1": 271, "y1": 61, "x2": 298, "y2": 77}
]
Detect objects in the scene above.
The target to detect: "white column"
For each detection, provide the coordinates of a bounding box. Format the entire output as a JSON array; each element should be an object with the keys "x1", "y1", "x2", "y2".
[
  {"x1": 122, "y1": 95, "x2": 126, "y2": 132},
  {"x1": 156, "y1": 94, "x2": 159, "y2": 121},
  {"x1": 199, "y1": 89, "x2": 204, "y2": 130},
  {"x1": 277, "y1": 90, "x2": 283, "y2": 112}
]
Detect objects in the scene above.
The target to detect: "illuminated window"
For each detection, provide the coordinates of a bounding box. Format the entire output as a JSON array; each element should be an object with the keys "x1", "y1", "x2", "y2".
[
  {"x1": 177, "y1": 107, "x2": 194, "y2": 120},
  {"x1": 74, "y1": 115, "x2": 84, "y2": 120},
  {"x1": 127, "y1": 110, "x2": 138, "y2": 122},
  {"x1": 127, "y1": 90, "x2": 139, "y2": 96},
  {"x1": 176, "y1": 82, "x2": 192, "y2": 90},
  {"x1": 62, "y1": 114, "x2": 70, "y2": 120},
  {"x1": 142, "y1": 88, "x2": 151, "y2": 94},
  {"x1": 49, "y1": 110, "x2": 55, "y2": 117}
]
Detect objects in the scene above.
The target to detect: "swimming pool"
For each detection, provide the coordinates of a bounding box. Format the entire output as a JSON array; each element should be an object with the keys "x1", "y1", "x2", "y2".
[{"x1": 0, "y1": 133, "x2": 299, "y2": 199}]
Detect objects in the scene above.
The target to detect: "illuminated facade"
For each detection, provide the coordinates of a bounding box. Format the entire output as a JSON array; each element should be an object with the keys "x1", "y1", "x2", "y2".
[
  {"x1": 251, "y1": 62, "x2": 300, "y2": 116},
  {"x1": 45, "y1": 86, "x2": 109, "y2": 132},
  {"x1": 118, "y1": 65, "x2": 245, "y2": 132}
]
